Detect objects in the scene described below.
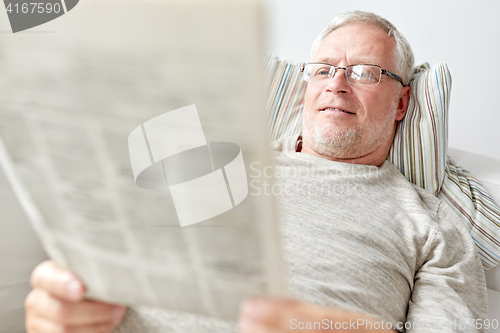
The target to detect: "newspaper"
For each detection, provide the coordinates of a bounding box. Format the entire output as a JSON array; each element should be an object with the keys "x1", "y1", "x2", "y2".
[{"x1": 0, "y1": 0, "x2": 284, "y2": 320}]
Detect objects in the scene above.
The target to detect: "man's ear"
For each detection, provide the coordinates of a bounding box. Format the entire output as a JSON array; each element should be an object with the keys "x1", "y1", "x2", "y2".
[{"x1": 395, "y1": 86, "x2": 411, "y2": 121}]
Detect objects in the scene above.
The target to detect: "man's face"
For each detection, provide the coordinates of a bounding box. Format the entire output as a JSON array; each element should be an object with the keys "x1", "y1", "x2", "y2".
[{"x1": 302, "y1": 23, "x2": 410, "y2": 165}]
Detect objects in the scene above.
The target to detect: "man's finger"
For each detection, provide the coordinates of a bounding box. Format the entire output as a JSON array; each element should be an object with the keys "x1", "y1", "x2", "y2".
[
  {"x1": 26, "y1": 288, "x2": 126, "y2": 326},
  {"x1": 30, "y1": 260, "x2": 86, "y2": 302},
  {"x1": 239, "y1": 314, "x2": 280, "y2": 333},
  {"x1": 26, "y1": 313, "x2": 118, "y2": 333},
  {"x1": 239, "y1": 298, "x2": 396, "y2": 333},
  {"x1": 239, "y1": 298, "x2": 309, "y2": 332}
]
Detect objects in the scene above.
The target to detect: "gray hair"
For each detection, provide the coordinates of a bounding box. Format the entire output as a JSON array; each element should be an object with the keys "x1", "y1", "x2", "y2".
[{"x1": 310, "y1": 11, "x2": 414, "y2": 86}]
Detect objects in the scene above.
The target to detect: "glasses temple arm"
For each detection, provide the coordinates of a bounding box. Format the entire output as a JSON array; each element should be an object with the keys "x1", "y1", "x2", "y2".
[{"x1": 381, "y1": 69, "x2": 405, "y2": 86}]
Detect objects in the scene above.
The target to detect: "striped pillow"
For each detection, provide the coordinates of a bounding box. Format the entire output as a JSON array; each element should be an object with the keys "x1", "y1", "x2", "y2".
[
  {"x1": 389, "y1": 63, "x2": 447, "y2": 196},
  {"x1": 264, "y1": 55, "x2": 306, "y2": 141},
  {"x1": 265, "y1": 55, "x2": 500, "y2": 269}
]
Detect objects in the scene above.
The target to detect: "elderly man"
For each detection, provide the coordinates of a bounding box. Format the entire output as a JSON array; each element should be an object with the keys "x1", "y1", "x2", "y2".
[{"x1": 25, "y1": 11, "x2": 487, "y2": 333}]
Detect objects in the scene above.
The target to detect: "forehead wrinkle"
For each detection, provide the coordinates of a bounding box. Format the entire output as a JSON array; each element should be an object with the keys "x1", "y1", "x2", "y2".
[
  {"x1": 314, "y1": 41, "x2": 384, "y2": 67},
  {"x1": 315, "y1": 23, "x2": 396, "y2": 71},
  {"x1": 315, "y1": 57, "x2": 377, "y2": 66}
]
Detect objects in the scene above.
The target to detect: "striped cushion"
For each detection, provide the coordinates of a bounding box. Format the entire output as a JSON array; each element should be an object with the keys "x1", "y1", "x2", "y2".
[
  {"x1": 265, "y1": 56, "x2": 306, "y2": 141},
  {"x1": 265, "y1": 55, "x2": 500, "y2": 269},
  {"x1": 389, "y1": 63, "x2": 447, "y2": 196},
  {"x1": 439, "y1": 161, "x2": 500, "y2": 269}
]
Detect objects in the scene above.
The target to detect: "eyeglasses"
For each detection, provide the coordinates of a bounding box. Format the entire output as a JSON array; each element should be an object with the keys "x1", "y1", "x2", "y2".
[{"x1": 301, "y1": 63, "x2": 405, "y2": 86}]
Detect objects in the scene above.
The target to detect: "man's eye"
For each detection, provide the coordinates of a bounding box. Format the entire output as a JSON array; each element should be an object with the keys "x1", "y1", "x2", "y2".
[
  {"x1": 349, "y1": 71, "x2": 365, "y2": 80},
  {"x1": 363, "y1": 71, "x2": 377, "y2": 80},
  {"x1": 315, "y1": 68, "x2": 331, "y2": 76},
  {"x1": 351, "y1": 69, "x2": 376, "y2": 80}
]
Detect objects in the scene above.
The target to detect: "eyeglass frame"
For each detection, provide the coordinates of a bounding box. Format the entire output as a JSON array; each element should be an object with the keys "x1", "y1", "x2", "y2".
[{"x1": 300, "y1": 62, "x2": 406, "y2": 86}]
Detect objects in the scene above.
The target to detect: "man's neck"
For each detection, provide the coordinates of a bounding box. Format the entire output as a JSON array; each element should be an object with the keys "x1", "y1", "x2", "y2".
[{"x1": 297, "y1": 136, "x2": 389, "y2": 167}]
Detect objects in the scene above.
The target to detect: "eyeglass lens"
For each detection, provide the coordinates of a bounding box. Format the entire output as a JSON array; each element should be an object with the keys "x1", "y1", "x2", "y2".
[{"x1": 304, "y1": 64, "x2": 381, "y2": 85}]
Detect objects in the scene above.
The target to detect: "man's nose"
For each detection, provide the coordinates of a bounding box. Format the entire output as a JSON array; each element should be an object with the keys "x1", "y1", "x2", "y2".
[{"x1": 325, "y1": 68, "x2": 351, "y2": 94}]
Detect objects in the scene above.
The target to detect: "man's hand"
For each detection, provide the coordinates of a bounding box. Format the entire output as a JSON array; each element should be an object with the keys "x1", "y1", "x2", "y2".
[
  {"x1": 238, "y1": 298, "x2": 397, "y2": 333},
  {"x1": 25, "y1": 260, "x2": 126, "y2": 333}
]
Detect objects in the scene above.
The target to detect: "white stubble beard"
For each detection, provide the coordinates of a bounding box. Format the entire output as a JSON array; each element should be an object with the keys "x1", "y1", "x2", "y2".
[{"x1": 302, "y1": 96, "x2": 400, "y2": 159}]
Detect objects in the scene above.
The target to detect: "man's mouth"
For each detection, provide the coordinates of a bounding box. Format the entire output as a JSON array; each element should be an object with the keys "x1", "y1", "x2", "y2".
[{"x1": 320, "y1": 107, "x2": 355, "y2": 115}]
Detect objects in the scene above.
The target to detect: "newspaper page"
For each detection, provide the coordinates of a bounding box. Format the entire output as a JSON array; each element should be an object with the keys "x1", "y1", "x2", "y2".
[{"x1": 0, "y1": 0, "x2": 284, "y2": 320}]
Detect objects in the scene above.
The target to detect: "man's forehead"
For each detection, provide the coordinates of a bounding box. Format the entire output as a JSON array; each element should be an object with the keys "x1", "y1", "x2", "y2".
[
  {"x1": 314, "y1": 23, "x2": 395, "y2": 68},
  {"x1": 315, "y1": 54, "x2": 374, "y2": 65}
]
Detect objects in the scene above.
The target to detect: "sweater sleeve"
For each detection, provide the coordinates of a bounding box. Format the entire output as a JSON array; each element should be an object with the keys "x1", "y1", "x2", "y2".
[{"x1": 405, "y1": 202, "x2": 488, "y2": 333}]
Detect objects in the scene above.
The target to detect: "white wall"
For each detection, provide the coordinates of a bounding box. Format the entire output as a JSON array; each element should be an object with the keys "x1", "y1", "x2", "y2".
[{"x1": 265, "y1": 0, "x2": 500, "y2": 160}]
